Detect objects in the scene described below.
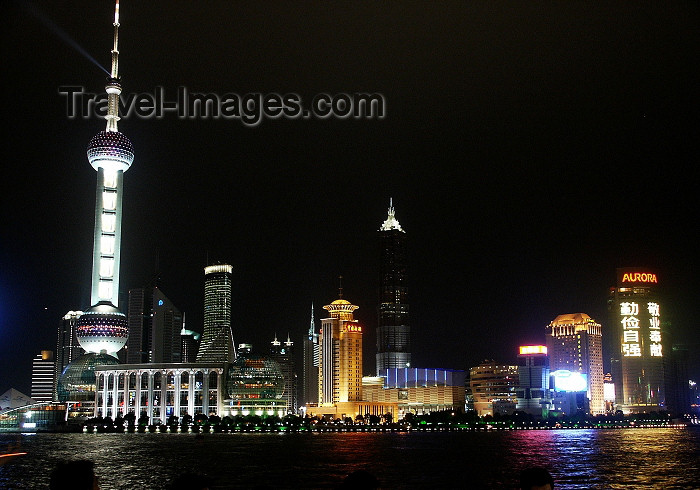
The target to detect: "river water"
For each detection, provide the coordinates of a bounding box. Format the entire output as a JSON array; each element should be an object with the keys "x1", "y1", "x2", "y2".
[{"x1": 1, "y1": 428, "x2": 699, "y2": 489}]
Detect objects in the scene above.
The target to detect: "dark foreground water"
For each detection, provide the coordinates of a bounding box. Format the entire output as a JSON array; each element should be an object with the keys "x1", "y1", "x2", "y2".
[{"x1": 2, "y1": 428, "x2": 700, "y2": 489}]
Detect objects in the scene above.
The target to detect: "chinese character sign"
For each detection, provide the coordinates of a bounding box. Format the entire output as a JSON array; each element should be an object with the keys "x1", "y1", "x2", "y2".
[
  {"x1": 647, "y1": 302, "x2": 662, "y2": 357},
  {"x1": 621, "y1": 302, "x2": 642, "y2": 357},
  {"x1": 619, "y1": 300, "x2": 662, "y2": 358}
]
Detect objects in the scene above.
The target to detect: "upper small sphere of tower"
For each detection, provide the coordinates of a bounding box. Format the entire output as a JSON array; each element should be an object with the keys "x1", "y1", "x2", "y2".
[{"x1": 87, "y1": 130, "x2": 134, "y2": 173}]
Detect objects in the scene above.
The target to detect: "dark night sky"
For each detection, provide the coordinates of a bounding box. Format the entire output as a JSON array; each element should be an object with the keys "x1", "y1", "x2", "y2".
[{"x1": 2, "y1": 1, "x2": 699, "y2": 396}]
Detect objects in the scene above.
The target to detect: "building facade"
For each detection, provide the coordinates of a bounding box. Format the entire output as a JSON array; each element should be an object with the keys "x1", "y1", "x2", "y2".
[
  {"x1": 94, "y1": 363, "x2": 227, "y2": 422},
  {"x1": 546, "y1": 313, "x2": 604, "y2": 414},
  {"x1": 127, "y1": 286, "x2": 183, "y2": 363},
  {"x1": 376, "y1": 199, "x2": 410, "y2": 372},
  {"x1": 197, "y1": 265, "x2": 235, "y2": 363},
  {"x1": 319, "y1": 297, "x2": 363, "y2": 405},
  {"x1": 302, "y1": 303, "x2": 319, "y2": 407},
  {"x1": 470, "y1": 361, "x2": 519, "y2": 416},
  {"x1": 54, "y1": 311, "x2": 84, "y2": 400},
  {"x1": 515, "y1": 345, "x2": 552, "y2": 418},
  {"x1": 608, "y1": 268, "x2": 665, "y2": 413},
  {"x1": 270, "y1": 335, "x2": 297, "y2": 414},
  {"x1": 31, "y1": 351, "x2": 55, "y2": 403}
]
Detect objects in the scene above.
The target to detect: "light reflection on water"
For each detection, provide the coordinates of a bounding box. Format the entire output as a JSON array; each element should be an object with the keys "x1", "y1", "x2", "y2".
[{"x1": 1, "y1": 428, "x2": 699, "y2": 489}]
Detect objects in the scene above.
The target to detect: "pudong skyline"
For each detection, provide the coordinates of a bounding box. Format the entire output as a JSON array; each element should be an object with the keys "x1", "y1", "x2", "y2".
[{"x1": 2, "y1": 1, "x2": 699, "y2": 397}]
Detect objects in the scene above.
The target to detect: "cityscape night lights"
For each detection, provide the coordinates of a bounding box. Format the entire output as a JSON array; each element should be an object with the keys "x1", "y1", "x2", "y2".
[{"x1": 2, "y1": 1, "x2": 700, "y2": 488}]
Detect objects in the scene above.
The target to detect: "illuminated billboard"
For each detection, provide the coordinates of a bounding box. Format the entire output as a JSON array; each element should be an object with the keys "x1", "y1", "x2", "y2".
[
  {"x1": 552, "y1": 370, "x2": 587, "y2": 392},
  {"x1": 519, "y1": 345, "x2": 547, "y2": 355}
]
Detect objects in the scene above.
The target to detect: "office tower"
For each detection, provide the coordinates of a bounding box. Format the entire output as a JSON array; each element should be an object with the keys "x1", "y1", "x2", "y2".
[
  {"x1": 197, "y1": 264, "x2": 235, "y2": 362},
  {"x1": 664, "y1": 345, "x2": 692, "y2": 416},
  {"x1": 54, "y1": 311, "x2": 84, "y2": 399},
  {"x1": 376, "y1": 199, "x2": 410, "y2": 373},
  {"x1": 127, "y1": 286, "x2": 183, "y2": 363},
  {"x1": 608, "y1": 268, "x2": 665, "y2": 413},
  {"x1": 181, "y1": 315, "x2": 201, "y2": 363},
  {"x1": 75, "y1": 0, "x2": 132, "y2": 358},
  {"x1": 31, "y1": 351, "x2": 55, "y2": 403},
  {"x1": 319, "y1": 295, "x2": 363, "y2": 405},
  {"x1": 546, "y1": 313, "x2": 604, "y2": 414},
  {"x1": 303, "y1": 303, "x2": 319, "y2": 406},
  {"x1": 515, "y1": 345, "x2": 552, "y2": 418},
  {"x1": 270, "y1": 334, "x2": 297, "y2": 413},
  {"x1": 469, "y1": 360, "x2": 518, "y2": 416}
]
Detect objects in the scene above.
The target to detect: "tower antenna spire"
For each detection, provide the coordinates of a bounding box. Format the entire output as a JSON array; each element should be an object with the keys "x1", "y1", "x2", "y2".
[
  {"x1": 338, "y1": 275, "x2": 343, "y2": 299},
  {"x1": 105, "y1": 0, "x2": 122, "y2": 132}
]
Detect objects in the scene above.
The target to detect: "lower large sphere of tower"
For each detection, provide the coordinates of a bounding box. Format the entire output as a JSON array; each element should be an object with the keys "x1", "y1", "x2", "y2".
[
  {"x1": 227, "y1": 354, "x2": 284, "y2": 402},
  {"x1": 57, "y1": 352, "x2": 120, "y2": 402},
  {"x1": 87, "y1": 130, "x2": 134, "y2": 172},
  {"x1": 76, "y1": 302, "x2": 128, "y2": 354}
]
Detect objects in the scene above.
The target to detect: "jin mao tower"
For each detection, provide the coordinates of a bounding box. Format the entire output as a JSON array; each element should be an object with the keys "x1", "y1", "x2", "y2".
[{"x1": 376, "y1": 199, "x2": 410, "y2": 372}]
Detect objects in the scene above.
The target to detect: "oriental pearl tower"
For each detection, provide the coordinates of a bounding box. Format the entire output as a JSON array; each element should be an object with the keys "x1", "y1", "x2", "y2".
[
  {"x1": 57, "y1": 0, "x2": 130, "y2": 404},
  {"x1": 76, "y1": 0, "x2": 133, "y2": 358}
]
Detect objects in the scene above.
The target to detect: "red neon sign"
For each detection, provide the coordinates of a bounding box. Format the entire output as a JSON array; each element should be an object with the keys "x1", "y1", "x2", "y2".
[{"x1": 346, "y1": 324, "x2": 362, "y2": 333}]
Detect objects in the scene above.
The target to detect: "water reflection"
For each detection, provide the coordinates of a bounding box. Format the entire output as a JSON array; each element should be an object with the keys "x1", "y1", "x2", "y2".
[{"x1": 1, "y1": 429, "x2": 698, "y2": 489}]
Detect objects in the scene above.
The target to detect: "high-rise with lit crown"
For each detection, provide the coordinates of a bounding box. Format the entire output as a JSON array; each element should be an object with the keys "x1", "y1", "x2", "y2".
[
  {"x1": 546, "y1": 313, "x2": 604, "y2": 414},
  {"x1": 376, "y1": 199, "x2": 410, "y2": 373},
  {"x1": 197, "y1": 264, "x2": 235, "y2": 363},
  {"x1": 319, "y1": 294, "x2": 363, "y2": 405},
  {"x1": 608, "y1": 268, "x2": 665, "y2": 413},
  {"x1": 75, "y1": 0, "x2": 132, "y2": 358}
]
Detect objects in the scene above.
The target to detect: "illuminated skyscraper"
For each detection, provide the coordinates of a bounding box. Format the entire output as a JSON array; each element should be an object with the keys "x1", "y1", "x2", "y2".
[
  {"x1": 515, "y1": 345, "x2": 552, "y2": 418},
  {"x1": 75, "y1": 0, "x2": 132, "y2": 357},
  {"x1": 376, "y1": 199, "x2": 410, "y2": 373},
  {"x1": 31, "y1": 351, "x2": 55, "y2": 403},
  {"x1": 54, "y1": 311, "x2": 84, "y2": 399},
  {"x1": 197, "y1": 265, "x2": 235, "y2": 363},
  {"x1": 546, "y1": 313, "x2": 604, "y2": 414},
  {"x1": 302, "y1": 303, "x2": 319, "y2": 406},
  {"x1": 608, "y1": 268, "x2": 665, "y2": 413},
  {"x1": 319, "y1": 295, "x2": 363, "y2": 405}
]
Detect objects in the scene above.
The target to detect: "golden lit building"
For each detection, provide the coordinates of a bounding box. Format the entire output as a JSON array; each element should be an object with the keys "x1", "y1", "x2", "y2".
[
  {"x1": 546, "y1": 313, "x2": 604, "y2": 414},
  {"x1": 470, "y1": 361, "x2": 518, "y2": 416},
  {"x1": 319, "y1": 298, "x2": 363, "y2": 405},
  {"x1": 306, "y1": 295, "x2": 398, "y2": 420}
]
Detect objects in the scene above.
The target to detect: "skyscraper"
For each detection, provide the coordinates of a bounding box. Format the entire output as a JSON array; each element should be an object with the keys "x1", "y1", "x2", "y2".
[
  {"x1": 75, "y1": 0, "x2": 132, "y2": 358},
  {"x1": 270, "y1": 334, "x2": 297, "y2": 413},
  {"x1": 54, "y1": 311, "x2": 84, "y2": 399},
  {"x1": 546, "y1": 313, "x2": 604, "y2": 414},
  {"x1": 376, "y1": 199, "x2": 410, "y2": 373},
  {"x1": 302, "y1": 303, "x2": 319, "y2": 406},
  {"x1": 197, "y1": 264, "x2": 235, "y2": 363},
  {"x1": 319, "y1": 295, "x2": 363, "y2": 405},
  {"x1": 127, "y1": 286, "x2": 183, "y2": 363},
  {"x1": 608, "y1": 268, "x2": 665, "y2": 413},
  {"x1": 515, "y1": 345, "x2": 552, "y2": 418},
  {"x1": 31, "y1": 350, "x2": 55, "y2": 403}
]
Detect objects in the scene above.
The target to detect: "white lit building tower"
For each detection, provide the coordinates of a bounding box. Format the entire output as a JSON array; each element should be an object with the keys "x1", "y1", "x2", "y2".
[
  {"x1": 546, "y1": 313, "x2": 604, "y2": 414},
  {"x1": 75, "y1": 0, "x2": 133, "y2": 357},
  {"x1": 197, "y1": 264, "x2": 236, "y2": 362},
  {"x1": 303, "y1": 303, "x2": 320, "y2": 406}
]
